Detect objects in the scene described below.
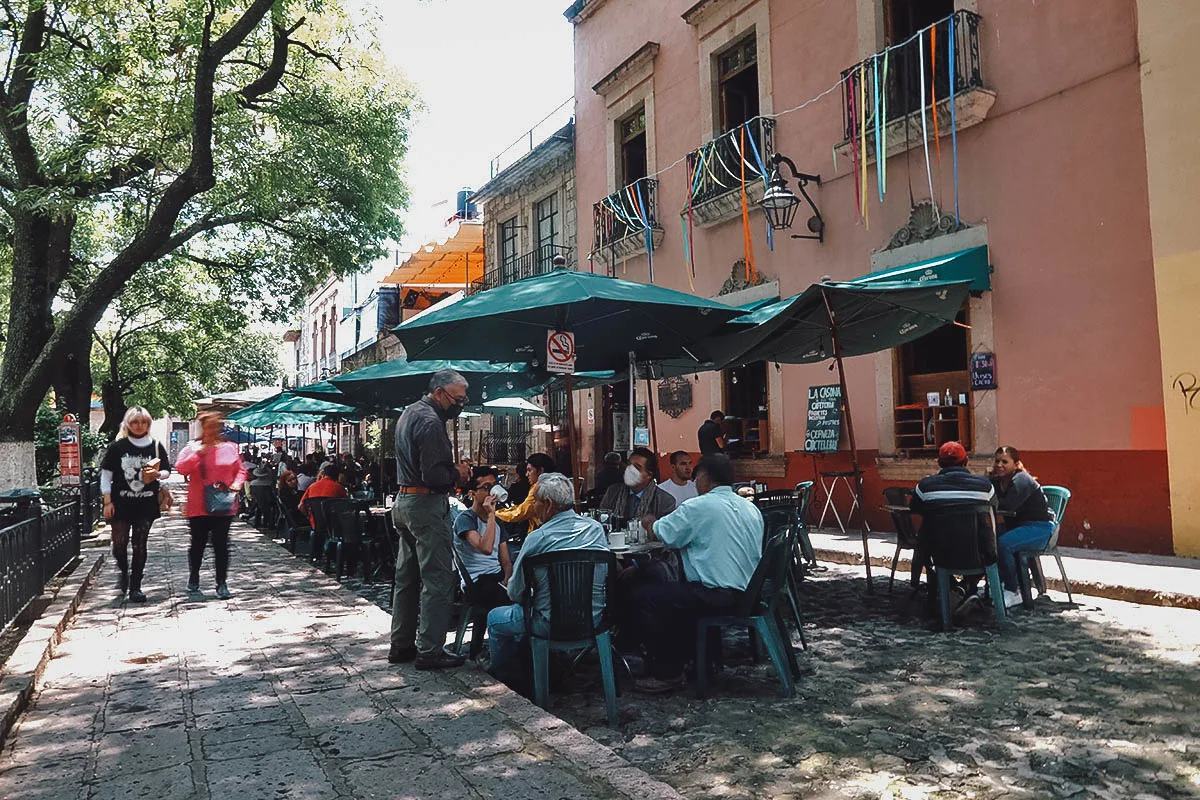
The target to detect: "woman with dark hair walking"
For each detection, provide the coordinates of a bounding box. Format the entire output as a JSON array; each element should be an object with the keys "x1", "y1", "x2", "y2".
[
  {"x1": 175, "y1": 411, "x2": 247, "y2": 599},
  {"x1": 100, "y1": 407, "x2": 171, "y2": 602}
]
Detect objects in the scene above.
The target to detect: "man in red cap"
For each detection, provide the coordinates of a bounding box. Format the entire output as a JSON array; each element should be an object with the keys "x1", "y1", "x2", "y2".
[{"x1": 909, "y1": 441, "x2": 998, "y2": 616}]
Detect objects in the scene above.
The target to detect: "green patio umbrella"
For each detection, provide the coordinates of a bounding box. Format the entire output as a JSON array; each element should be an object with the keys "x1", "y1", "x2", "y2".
[
  {"x1": 329, "y1": 359, "x2": 542, "y2": 408},
  {"x1": 289, "y1": 380, "x2": 355, "y2": 405},
  {"x1": 392, "y1": 268, "x2": 743, "y2": 371},
  {"x1": 479, "y1": 397, "x2": 546, "y2": 416},
  {"x1": 696, "y1": 278, "x2": 972, "y2": 368},
  {"x1": 664, "y1": 277, "x2": 973, "y2": 592},
  {"x1": 391, "y1": 269, "x2": 743, "y2": 461}
]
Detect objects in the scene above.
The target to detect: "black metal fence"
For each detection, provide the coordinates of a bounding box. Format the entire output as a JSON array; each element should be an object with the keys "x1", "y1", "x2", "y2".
[
  {"x1": 592, "y1": 177, "x2": 661, "y2": 258},
  {"x1": 0, "y1": 501, "x2": 83, "y2": 634},
  {"x1": 840, "y1": 9, "x2": 983, "y2": 143},
  {"x1": 469, "y1": 245, "x2": 573, "y2": 295},
  {"x1": 0, "y1": 467, "x2": 98, "y2": 634},
  {"x1": 684, "y1": 117, "x2": 775, "y2": 208}
]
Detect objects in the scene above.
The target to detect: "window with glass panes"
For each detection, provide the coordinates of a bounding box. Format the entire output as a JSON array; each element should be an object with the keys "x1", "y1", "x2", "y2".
[
  {"x1": 619, "y1": 107, "x2": 647, "y2": 187},
  {"x1": 500, "y1": 216, "x2": 519, "y2": 283},
  {"x1": 535, "y1": 194, "x2": 559, "y2": 269},
  {"x1": 718, "y1": 34, "x2": 759, "y2": 133}
]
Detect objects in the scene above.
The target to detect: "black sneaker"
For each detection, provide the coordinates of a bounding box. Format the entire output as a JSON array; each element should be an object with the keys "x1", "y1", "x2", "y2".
[
  {"x1": 186, "y1": 577, "x2": 200, "y2": 592},
  {"x1": 413, "y1": 649, "x2": 466, "y2": 670},
  {"x1": 128, "y1": 589, "x2": 147, "y2": 603},
  {"x1": 388, "y1": 645, "x2": 418, "y2": 664}
]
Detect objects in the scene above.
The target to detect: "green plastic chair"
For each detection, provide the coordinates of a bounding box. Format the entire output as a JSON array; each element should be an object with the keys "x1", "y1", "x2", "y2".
[
  {"x1": 1015, "y1": 486, "x2": 1073, "y2": 605},
  {"x1": 694, "y1": 528, "x2": 798, "y2": 699},
  {"x1": 754, "y1": 495, "x2": 808, "y2": 651},
  {"x1": 520, "y1": 550, "x2": 619, "y2": 727},
  {"x1": 922, "y1": 502, "x2": 1007, "y2": 631}
]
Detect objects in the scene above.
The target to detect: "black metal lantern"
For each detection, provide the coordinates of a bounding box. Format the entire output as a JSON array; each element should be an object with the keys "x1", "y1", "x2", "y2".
[{"x1": 759, "y1": 153, "x2": 825, "y2": 242}]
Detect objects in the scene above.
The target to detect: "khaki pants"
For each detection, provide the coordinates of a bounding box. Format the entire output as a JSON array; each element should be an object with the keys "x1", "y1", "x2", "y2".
[{"x1": 390, "y1": 493, "x2": 456, "y2": 655}]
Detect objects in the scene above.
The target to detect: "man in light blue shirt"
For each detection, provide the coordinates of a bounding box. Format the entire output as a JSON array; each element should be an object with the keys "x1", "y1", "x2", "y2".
[
  {"x1": 633, "y1": 454, "x2": 763, "y2": 693},
  {"x1": 485, "y1": 473, "x2": 610, "y2": 691}
]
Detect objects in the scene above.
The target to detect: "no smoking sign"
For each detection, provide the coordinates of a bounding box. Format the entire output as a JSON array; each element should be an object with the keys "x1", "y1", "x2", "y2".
[{"x1": 546, "y1": 330, "x2": 576, "y2": 374}]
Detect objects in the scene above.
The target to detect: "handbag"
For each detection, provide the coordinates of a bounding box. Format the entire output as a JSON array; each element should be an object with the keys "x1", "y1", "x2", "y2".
[{"x1": 199, "y1": 445, "x2": 237, "y2": 515}]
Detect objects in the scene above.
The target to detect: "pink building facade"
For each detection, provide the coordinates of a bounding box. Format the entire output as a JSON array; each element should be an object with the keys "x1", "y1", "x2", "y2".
[{"x1": 567, "y1": 0, "x2": 1169, "y2": 553}]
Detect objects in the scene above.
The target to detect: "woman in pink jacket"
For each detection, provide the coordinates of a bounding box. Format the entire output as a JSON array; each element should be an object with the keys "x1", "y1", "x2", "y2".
[{"x1": 175, "y1": 411, "x2": 248, "y2": 599}]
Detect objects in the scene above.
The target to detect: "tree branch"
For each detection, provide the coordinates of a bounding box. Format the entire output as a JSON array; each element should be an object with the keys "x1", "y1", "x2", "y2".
[
  {"x1": 238, "y1": 18, "x2": 302, "y2": 106},
  {"x1": 0, "y1": 4, "x2": 47, "y2": 182}
]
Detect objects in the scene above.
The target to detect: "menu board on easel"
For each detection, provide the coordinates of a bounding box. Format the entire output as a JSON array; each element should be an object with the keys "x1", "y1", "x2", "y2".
[{"x1": 804, "y1": 384, "x2": 843, "y2": 453}]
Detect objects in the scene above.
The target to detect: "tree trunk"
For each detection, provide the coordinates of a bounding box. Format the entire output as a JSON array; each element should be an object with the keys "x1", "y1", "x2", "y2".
[
  {"x1": 52, "y1": 333, "x2": 94, "y2": 426},
  {"x1": 0, "y1": 212, "x2": 75, "y2": 488},
  {"x1": 99, "y1": 378, "x2": 126, "y2": 437}
]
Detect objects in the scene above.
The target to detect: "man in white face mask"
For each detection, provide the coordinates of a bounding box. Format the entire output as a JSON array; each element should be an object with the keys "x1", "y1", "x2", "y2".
[{"x1": 598, "y1": 447, "x2": 676, "y2": 533}]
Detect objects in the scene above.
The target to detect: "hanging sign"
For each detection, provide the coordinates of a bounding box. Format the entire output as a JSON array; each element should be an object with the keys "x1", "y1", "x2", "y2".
[
  {"x1": 970, "y1": 352, "x2": 997, "y2": 390},
  {"x1": 59, "y1": 414, "x2": 82, "y2": 486},
  {"x1": 803, "y1": 385, "x2": 843, "y2": 453},
  {"x1": 546, "y1": 330, "x2": 576, "y2": 374}
]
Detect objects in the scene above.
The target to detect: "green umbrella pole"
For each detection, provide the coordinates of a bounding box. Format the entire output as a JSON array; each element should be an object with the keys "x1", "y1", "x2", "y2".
[{"x1": 822, "y1": 286, "x2": 874, "y2": 593}]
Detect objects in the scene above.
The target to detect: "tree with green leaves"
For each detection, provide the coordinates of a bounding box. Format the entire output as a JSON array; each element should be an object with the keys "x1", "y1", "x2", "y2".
[
  {"x1": 0, "y1": 0, "x2": 413, "y2": 487},
  {"x1": 91, "y1": 260, "x2": 283, "y2": 433}
]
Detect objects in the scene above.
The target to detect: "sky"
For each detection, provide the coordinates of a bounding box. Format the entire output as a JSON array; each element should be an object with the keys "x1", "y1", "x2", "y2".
[{"x1": 365, "y1": 0, "x2": 576, "y2": 256}]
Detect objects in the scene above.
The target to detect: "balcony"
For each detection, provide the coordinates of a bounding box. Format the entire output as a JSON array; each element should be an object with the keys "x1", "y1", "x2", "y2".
[
  {"x1": 469, "y1": 244, "x2": 573, "y2": 295},
  {"x1": 836, "y1": 10, "x2": 993, "y2": 165},
  {"x1": 682, "y1": 116, "x2": 775, "y2": 228},
  {"x1": 590, "y1": 178, "x2": 664, "y2": 270}
]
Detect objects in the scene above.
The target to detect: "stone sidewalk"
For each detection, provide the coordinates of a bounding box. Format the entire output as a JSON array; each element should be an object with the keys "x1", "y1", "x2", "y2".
[
  {"x1": 0, "y1": 512, "x2": 682, "y2": 800},
  {"x1": 809, "y1": 528, "x2": 1200, "y2": 609}
]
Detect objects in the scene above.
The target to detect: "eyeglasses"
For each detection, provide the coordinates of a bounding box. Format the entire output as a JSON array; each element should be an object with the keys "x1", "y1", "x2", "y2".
[{"x1": 476, "y1": 482, "x2": 497, "y2": 491}]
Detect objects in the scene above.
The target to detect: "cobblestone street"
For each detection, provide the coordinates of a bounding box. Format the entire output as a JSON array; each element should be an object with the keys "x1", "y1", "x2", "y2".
[
  {"x1": 3, "y1": 513, "x2": 1198, "y2": 800},
  {"x1": 551, "y1": 565, "x2": 1200, "y2": 799}
]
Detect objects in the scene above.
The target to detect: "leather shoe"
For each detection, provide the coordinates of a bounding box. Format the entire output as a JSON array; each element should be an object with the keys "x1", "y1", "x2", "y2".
[
  {"x1": 413, "y1": 648, "x2": 466, "y2": 670},
  {"x1": 387, "y1": 645, "x2": 417, "y2": 664}
]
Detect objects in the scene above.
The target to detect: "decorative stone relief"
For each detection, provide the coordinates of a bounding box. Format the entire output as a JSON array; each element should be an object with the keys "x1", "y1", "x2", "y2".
[
  {"x1": 885, "y1": 201, "x2": 967, "y2": 251},
  {"x1": 719, "y1": 260, "x2": 767, "y2": 296}
]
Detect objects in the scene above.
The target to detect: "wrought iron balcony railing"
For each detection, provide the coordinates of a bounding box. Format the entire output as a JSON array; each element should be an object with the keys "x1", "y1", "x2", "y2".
[
  {"x1": 840, "y1": 10, "x2": 982, "y2": 143},
  {"x1": 469, "y1": 244, "x2": 573, "y2": 295},
  {"x1": 592, "y1": 178, "x2": 662, "y2": 267},
  {"x1": 684, "y1": 116, "x2": 775, "y2": 209}
]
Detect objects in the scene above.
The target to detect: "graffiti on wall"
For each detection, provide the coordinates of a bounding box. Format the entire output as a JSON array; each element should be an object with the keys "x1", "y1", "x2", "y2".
[{"x1": 1171, "y1": 373, "x2": 1200, "y2": 413}]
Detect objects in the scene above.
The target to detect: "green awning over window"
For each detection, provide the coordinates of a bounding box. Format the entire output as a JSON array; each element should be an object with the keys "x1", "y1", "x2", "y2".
[{"x1": 854, "y1": 245, "x2": 991, "y2": 292}]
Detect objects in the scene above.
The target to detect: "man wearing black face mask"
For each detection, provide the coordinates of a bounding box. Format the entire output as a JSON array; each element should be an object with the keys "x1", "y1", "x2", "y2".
[{"x1": 388, "y1": 369, "x2": 473, "y2": 669}]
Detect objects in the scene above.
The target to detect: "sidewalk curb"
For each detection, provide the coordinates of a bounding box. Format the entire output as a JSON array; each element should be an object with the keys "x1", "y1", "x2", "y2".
[
  {"x1": 0, "y1": 552, "x2": 104, "y2": 750},
  {"x1": 815, "y1": 547, "x2": 1200, "y2": 611},
  {"x1": 442, "y1": 670, "x2": 687, "y2": 800}
]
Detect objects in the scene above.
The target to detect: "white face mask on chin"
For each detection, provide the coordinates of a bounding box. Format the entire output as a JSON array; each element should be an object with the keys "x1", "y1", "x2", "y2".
[{"x1": 623, "y1": 465, "x2": 643, "y2": 488}]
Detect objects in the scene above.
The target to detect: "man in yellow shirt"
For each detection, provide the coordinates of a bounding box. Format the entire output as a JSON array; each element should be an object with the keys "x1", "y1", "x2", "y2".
[{"x1": 496, "y1": 453, "x2": 556, "y2": 533}]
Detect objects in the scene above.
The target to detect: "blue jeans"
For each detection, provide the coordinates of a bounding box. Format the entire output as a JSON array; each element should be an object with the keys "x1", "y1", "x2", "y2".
[
  {"x1": 486, "y1": 604, "x2": 527, "y2": 686},
  {"x1": 997, "y1": 521, "x2": 1056, "y2": 590}
]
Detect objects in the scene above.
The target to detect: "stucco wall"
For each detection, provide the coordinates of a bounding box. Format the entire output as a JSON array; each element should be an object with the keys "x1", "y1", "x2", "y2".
[{"x1": 571, "y1": 0, "x2": 1166, "y2": 550}]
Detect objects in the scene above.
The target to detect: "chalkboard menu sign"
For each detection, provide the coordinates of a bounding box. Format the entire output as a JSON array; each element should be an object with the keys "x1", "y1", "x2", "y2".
[
  {"x1": 971, "y1": 352, "x2": 997, "y2": 390},
  {"x1": 804, "y1": 384, "x2": 843, "y2": 453}
]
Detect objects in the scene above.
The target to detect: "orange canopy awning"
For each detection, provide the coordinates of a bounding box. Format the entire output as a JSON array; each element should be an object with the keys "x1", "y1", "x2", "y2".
[{"x1": 382, "y1": 221, "x2": 484, "y2": 289}]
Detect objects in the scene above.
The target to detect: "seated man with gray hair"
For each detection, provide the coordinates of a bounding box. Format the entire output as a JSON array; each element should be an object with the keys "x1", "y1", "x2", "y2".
[{"x1": 484, "y1": 472, "x2": 610, "y2": 690}]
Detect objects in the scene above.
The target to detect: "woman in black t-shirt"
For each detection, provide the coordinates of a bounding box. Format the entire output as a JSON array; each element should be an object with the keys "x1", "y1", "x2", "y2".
[{"x1": 100, "y1": 407, "x2": 171, "y2": 602}]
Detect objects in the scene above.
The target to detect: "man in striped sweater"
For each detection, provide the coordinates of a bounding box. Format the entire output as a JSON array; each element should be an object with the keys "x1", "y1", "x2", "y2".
[{"x1": 910, "y1": 441, "x2": 999, "y2": 613}]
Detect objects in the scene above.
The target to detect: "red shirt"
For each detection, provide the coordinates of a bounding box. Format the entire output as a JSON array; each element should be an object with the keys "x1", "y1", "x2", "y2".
[{"x1": 299, "y1": 477, "x2": 348, "y2": 526}]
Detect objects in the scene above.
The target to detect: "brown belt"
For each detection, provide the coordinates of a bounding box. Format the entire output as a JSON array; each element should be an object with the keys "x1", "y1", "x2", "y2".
[{"x1": 396, "y1": 485, "x2": 434, "y2": 495}]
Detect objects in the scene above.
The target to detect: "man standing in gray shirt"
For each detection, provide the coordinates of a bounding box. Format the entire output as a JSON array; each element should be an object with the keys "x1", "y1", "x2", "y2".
[{"x1": 389, "y1": 369, "x2": 472, "y2": 669}]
